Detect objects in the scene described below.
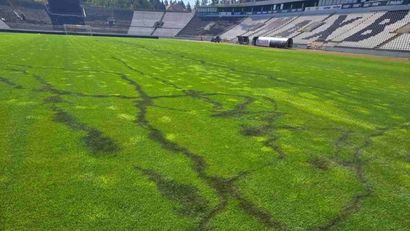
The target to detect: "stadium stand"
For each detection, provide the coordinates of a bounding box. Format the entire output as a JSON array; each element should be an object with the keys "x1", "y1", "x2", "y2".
[
  {"x1": 128, "y1": 11, "x2": 163, "y2": 35},
  {"x1": 161, "y1": 12, "x2": 194, "y2": 29},
  {"x1": 293, "y1": 13, "x2": 373, "y2": 44},
  {"x1": 325, "y1": 12, "x2": 385, "y2": 43},
  {"x1": 0, "y1": 0, "x2": 52, "y2": 30},
  {"x1": 177, "y1": 15, "x2": 242, "y2": 37},
  {"x1": 48, "y1": 0, "x2": 81, "y2": 14},
  {"x1": 129, "y1": 11, "x2": 164, "y2": 27},
  {"x1": 338, "y1": 10, "x2": 410, "y2": 48},
  {"x1": 46, "y1": 0, "x2": 85, "y2": 26},
  {"x1": 84, "y1": 6, "x2": 133, "y2": 34},
  {"x1": 0, "y1": 18, "x2": 9, "y2": 29},
  {"x1": 221, "y1": 15, "x2": 272, "y2": 40},
  {"x1": 268, "y1": 14, "x2": 330, "y2": 38},
  {"x1": 153, "y1": 12, "x2": 194, "y2": 37},
  {"x1": 220, "y1": 9, "x2": 410, "y2": 52},
  {"x1": 380, "y1": 33, "x2": 410, "y2": 51},
  {"x1": 243, "y1": 16, "x2": 298, "y2": 37},
  {"x1": 0, "y1": 0, "x2": 409, "y2": 53}
]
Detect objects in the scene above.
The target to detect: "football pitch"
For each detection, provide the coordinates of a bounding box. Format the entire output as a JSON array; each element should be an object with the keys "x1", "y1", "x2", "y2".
[{"x1": 0, "y1": 33, "x2": 409, "y2": 230}]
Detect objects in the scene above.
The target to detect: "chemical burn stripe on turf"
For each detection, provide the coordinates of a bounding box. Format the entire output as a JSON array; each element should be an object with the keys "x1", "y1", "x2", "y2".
[
  {"x1": 306, "y1": 125, "x2": 409, "y2": 231},
  {"x1": 112, "y1": 54, "x2": 272, "y2": 116},
  {"x1": 0, "y1": 76, "x2": 24, "y2": 89},
  {"x1": 135, "y1": 166, "x2": 209, "y2": 218},
  {"x1": 113, "y1": 56, "x2": 410, "y2": 230},
  {"x1": 116, "y1": 58, "x2": 365, "y2": 230},
  {"x1": 120, "y1": 73, "x2": 289, "y2": 230},
  {"x1": 32, "y1": 74, "x2": 137, "y2": 100},
  {"x1": 113, "y1": 41, "x2": 360, "y2": 101},
  {"x1": 33, "y1": 75, "x2": 120, "y2": 155}
]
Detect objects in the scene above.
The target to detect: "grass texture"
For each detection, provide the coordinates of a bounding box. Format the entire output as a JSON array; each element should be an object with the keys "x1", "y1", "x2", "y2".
[{"x1": 0, "y1": 33, "x2": 409, "y2": 230}]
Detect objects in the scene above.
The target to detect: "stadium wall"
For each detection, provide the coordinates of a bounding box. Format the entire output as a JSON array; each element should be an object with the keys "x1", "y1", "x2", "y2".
[{"x1": 0, "y1": 27, "x2": 159, "y2": 39}]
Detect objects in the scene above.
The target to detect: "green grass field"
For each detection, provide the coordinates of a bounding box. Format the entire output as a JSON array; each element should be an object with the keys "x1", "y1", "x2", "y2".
[{"x1": 0, "y1": 33, "x2": 409, "y2": 230}]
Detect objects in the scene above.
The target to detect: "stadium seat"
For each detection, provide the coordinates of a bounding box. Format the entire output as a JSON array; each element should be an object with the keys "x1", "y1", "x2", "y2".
[
  {"x1": 177, "y1": 15, "x2": 242, "y2": 38},
  {"x1": 268, "y1": 14, "x2": 330, "y2": 38},
  {"x1": 153, "y1": 12, "x2": 194, "y2": 37},
  {"x1": 293, "y1": 13, "x2": 373, "y2": 44},
  {"x1": 379, "y1": 33, "x2": 410, "y2": 51},
  {"x1": 243, "y1": 16, "x2": 298, "y2": 38},
  {"x1": 337, "y1": 10, "x2": 410, "y2": 48},
  {"x1": 221, "y1": 15, "x2": 272, "y2": 40},
  {"x1": 84, "y1": 6, "x2": 133, "y2": 34}
]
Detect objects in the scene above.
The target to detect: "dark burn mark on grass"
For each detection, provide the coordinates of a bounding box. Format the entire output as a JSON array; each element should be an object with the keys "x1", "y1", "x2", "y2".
[
  {"x1": 117, "y1": 41, "x2": 363, "y2": 103},
  {"x1": 121, "y1": 73, "x2": 288, "y2": 231},
  {"x1": 121, "y1": 75, "x2": 207, "y2": 173},
  {"x1": 112, "y1": 56, "x2": 145, "y2": 75},
  {"x1": 53, "y1": 108, "x2": 83, "y2": 129},
  {"x1": 236, "y1": 194, "x2": 288, "y2": 230},
  {"x1": 184, "y1": 90, "x2": 223, "y2": 110},
  {"x1": 4, "y1": 62, "x2": 124, "y2": 76},
  {"x1": 1, "y1": 63, "x2": 30, "y2": 75},
  {"x1": 309, "y1": 191, "x2": 371, "y2": 231},
  {"x1": 135, "y1": 166, "x2": 209, "y2": 217},
  {"x1": 405, "y1": 155, "x2": 410, "y2": 163},
  {"x1": 335, "y1": 130, "x2": 352, "y2": 156},
  {"x1": 198, "y1": 171, "x2": 287, "y2": 231},
  {"x1": 34, "y1": 75, "x2": 120, "y2": 155},
  {"x1": 33, "y1": 74, "x2": 137, "y2": 100},
  {"x1": 147, "y1": 73, "x2": 224, "y2": 111},
  {"x1": 263, "y1": 137, "x2": 286, "y2": 159},
  {"x1": 351, "y1": 128, "x2": 390, "y2": 187},
  {"x1": 52, "y1": 106, "x2": 120, "y2": 155},
  {"x1": 240, "y1": 125, "x2": 265, "y2": 136},
  {"x1": 83, "y1": 129, "x2": 120, "y2": 154},
  {"x1": 113, "y1": 56, "x2": 225, "y2": 112},
  {"x1": 309, "y1": 156, "x2": 331, "y2": 171},
  {"x1": 151, "y1": 105, "x2": 192, "y2": 112},
  {"x1": 205, "y1": 175, "x2": 288, "y2": 231},
  {"x1": 152, "y1": 75, "x2": 184, "y2": 90},
  {"x1": 33, "y1": 74, "x2": 61, "y2": 94},
  {"x1": 308, "y1": 127, "x2": 393, "y2": 231},
  {"x1": 0, "y1": 77, "x2": 24, "y2": 89},
  {"x1": 229, "y1": 96, "x2": 302, "y2": 159},
  {"x1": 331, "y1": 130, "x2": 354, "y2": 167},
  {"x1": 212, "y1": 96, "x2": 254, "y2": 117},
  {"x1": 198, "y1": 196, "x2": 228, "y2": 231},
  {"x1": 45, "y1": 95, "x2": 65, "y2": 103},
  {"x1": 240, "y1": 111, "x2": 287, "y2": 159}
]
